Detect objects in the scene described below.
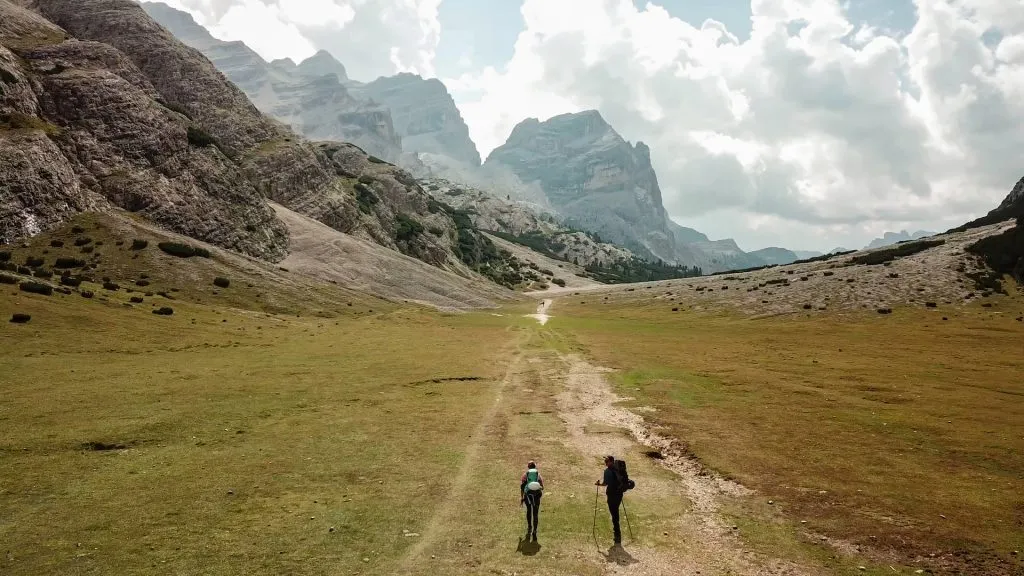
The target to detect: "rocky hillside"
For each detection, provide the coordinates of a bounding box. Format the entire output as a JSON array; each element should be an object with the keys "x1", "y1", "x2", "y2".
[
  {"x1": 961, "y1": 175, "x2": 1024, "y2": 285},
  {"x1": 422, "y1": 178, "x2": 632, "y2": 267},
  {"x1": 0, "y1": 0, "x2": 499, "y2": 283},
  {"x1": 140, "y1": 2, "x2": 404, "y2": 163},
  {"x1": 485, "y1": 111, "x2": 677, "y2": 263},
  {"x1": 350, "y1": 73, "x2": 481, "y2": 167},
  {"x1": 1, "y1": 0, "x2": 286, "y2": 258}
]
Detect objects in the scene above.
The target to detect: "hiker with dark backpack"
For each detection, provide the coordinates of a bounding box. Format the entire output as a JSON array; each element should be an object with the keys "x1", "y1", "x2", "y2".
[
  {"x1": 520, "y1": 460, "x2": 544, "y2": 541},
  {"x1": 595, "y1": 455, "x2": 634, "y2": 545}
]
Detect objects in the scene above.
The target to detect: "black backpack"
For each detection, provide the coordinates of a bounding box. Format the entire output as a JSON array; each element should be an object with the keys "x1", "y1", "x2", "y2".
[{"x1": 614, "y1": 459, "x2": 636, "y2": 491}]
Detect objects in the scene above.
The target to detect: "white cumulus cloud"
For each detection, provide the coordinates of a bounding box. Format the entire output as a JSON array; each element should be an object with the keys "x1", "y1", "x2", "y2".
[
  {"x1": 154, "y1": 0, "x2": 441, "y2": 80},
  {"x1": 445, "y1": 0, "x2": 1024, "y2": 251}
]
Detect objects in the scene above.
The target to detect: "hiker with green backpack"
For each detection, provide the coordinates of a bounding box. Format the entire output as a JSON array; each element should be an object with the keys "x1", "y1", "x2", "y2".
[
  {"x1": 520, "y1": 460, "x2": 544, "y2": 541},
  {"x1": 595, "y1": 455, "x2": 634, "y2": 545}
]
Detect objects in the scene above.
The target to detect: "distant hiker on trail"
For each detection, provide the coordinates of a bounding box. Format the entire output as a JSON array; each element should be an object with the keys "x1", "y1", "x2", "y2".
[
  {"x1": 520, "y1": 460, "x2": 544, "y2": 541},
  {"x1": 596, "y1": 455, "x2": 625, "y2": 544}
]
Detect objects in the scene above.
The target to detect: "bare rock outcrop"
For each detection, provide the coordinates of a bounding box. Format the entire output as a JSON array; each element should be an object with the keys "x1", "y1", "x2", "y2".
[
  {"x1": 485, "y1": 111, "x2": 677, "y2": 263},
  {"x1": 1, "y1": 0, "x2": 475, "y2": 273},
  {"x1": 1, "y1": 1, "x2": 286, "y2": 256}
]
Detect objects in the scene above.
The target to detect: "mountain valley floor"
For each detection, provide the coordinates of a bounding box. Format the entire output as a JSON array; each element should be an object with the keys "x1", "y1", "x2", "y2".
[{"x1": 2, "y1": 274, "x2": 1022, "y2": 576}]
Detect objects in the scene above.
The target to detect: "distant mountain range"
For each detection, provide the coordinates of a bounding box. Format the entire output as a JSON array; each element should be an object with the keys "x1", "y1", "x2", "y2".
[
  {"x1": 865, "y1": 230, "x2": 935, "y2": 250},
  {"x1": 140, "y1": 1, "x2": 863, "y2": 275}
]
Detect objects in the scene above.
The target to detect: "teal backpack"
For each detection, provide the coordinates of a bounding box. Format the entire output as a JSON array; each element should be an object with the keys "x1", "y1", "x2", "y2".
[{"x1": 524, "y1": 468, "x2": 543, "y2": 494}]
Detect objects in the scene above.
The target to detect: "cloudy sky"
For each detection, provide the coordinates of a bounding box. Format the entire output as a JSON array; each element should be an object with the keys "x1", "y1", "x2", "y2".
[{"x1": 156, "y1": 0, "x2": 1023, "y2": 252}]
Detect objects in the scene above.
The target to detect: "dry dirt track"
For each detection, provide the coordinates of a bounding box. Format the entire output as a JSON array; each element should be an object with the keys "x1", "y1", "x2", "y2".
[{"x1": 399, "y1": 299, "x2": 818, "y2": 576}]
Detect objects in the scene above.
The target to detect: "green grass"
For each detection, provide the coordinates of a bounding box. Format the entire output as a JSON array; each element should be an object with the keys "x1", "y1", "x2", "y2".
[
  {"x1": 0, "y1": 112, "x2": 62, "y2": 136},
  {"x1": 4, "y1": 212, "x2": 1023, "y2": 575},
  {"x1": 0, "y1": 291, "x2": 516, "y2": 575},
  {"x1": 554, "y1": 296, "x2": 1024, "y2": 574}
]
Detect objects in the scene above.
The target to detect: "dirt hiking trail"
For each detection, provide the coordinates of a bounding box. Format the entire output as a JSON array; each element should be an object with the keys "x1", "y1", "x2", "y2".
[{"x1": 397, "y1": 297, "x2": 817, "y2": 575}]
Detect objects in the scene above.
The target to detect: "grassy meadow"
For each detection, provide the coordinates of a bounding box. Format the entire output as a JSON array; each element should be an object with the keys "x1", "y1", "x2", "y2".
[
  {"x1": 3, "y1": 213, "x2": 1023, "y2": 576},
  {"x1": 554, "y1": 294, "x2": 1024, "y2": 574},
  {"x1": 0, "y1": 290, "x2": 514, "y2": 575}
]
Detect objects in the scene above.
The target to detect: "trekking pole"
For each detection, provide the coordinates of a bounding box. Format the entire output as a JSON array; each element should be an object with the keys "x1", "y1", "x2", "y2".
[
  {"x1": 592, "y1": 485, "x2": 600, "y2": 548},
  {"x1": 621, "y1": 496, "x2": 635, "y2": 541}
]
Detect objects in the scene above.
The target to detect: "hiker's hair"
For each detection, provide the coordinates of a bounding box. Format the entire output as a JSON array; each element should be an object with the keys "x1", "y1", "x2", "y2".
[
  {"x1": 605, "y1": 455, "x2": 614, "y2": 462},
  {"x1": 528, "y1": 460, "x2": 536, "y2": 469}
]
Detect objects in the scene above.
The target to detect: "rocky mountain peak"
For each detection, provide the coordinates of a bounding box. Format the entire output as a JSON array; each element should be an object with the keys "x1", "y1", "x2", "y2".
[
  {"x1": 270, "y1": 57, "x2": 296, "y2": 70},
  {"x1": 485, "y1": 110, "x2": 676, "y2": 262},
  {"x1": 1000, "y1": 175, "x2": 1023, "y2": 210},
  {"x1": 140, "y1": 2, "x2": 216, "y2": 48},
  {"x1": 352, "y1": 73, "x2": 481, "y2": 167},
  {"x1": 296, "y1": 49, "x2": 347, "y2": 82}
]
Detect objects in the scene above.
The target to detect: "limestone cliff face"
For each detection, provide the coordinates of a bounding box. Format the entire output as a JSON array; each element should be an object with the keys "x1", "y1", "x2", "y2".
[
  {"x1": 485, "y1": 111, "x2": 676, "y2": 263},
  {"x1": 1, "y1": 0, "x2": 286, "y2": 257},
  {"x1": 1, "y1": 0, "x2": 465, "y2": 271},
  {"x1": 353, "y1": 73, "x2": 481, "y2": 167},
  {"x1": 141, "y1": 2, "x2": 403, "y2": 163}
]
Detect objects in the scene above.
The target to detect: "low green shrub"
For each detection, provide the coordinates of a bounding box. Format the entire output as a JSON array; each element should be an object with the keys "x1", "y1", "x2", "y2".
[
  {"x1": 395, "y1": 214, "x2": 424, "y2": 242},
  {"x1": 10, "y1": 313, "x2": 30, "y2": 324},
  {"x1": 135, "y1": 279, "x2": 150, "y2": 287},
  {"x1": 80, "y1": 291, "x2": 94, "y2": 299},
  {"x1": 60, "y1": 276, "x2": 82, "y2": 287},
  {"x1": 0, "y1": 274, "x2": 18, "y2": 284},
  {"x1": 158, "y1": 242, "x2": 210, "y2": 258},
  {"x1": 74, "y1": 237, "x2": 93, "y2": 246},
  {"x1": 131, "y1": 239, "x2": 148, "y2": 250},
  {"x1": 24, "y1": 256, "x2": 44, "y2": 267},
  {"x1": 71, "y1": 226, "x2": 85, "y2": 234},
  {"x1": 80, "y1": 245, "x2": 94, "y2": 254},
  {"x1": 33, "y1": 268, "x2": 52, "y2": 279},
  {"x1": 152, "y1": 307, "x2": 174, "y2": 316},
  {"x1": 19, "y1": 281, "x2": 53, "y2": 296},
  {"x1": 129, "y1": 296, "x2": 144, "y2": 304},
  {"x1": 186, "y1": 126, "x2": 217, "y2": 148},
  {"x1": 102, "y1": 282, "x2": 119, "y2": 291},
  {"x1": 49, "y1": 240, "x2": 64, "y2": 248},
  {"x1": 213, "y1": 277, "x2": 230, "y2": 288},
  {"x1": 0, "y1": 251, "x2": 10, "y2": 262},
  {"x1": 552, "y1": 278, "x2": 566, "y2": 287},
  {"x1": 53, "y1": 257, "x2": 85, "y2": 268}
]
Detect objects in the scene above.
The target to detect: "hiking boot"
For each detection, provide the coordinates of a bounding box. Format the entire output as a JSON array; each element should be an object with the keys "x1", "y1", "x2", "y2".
[{"x1": 531, "y1": 532, "x2": 537, "y2": 542}]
